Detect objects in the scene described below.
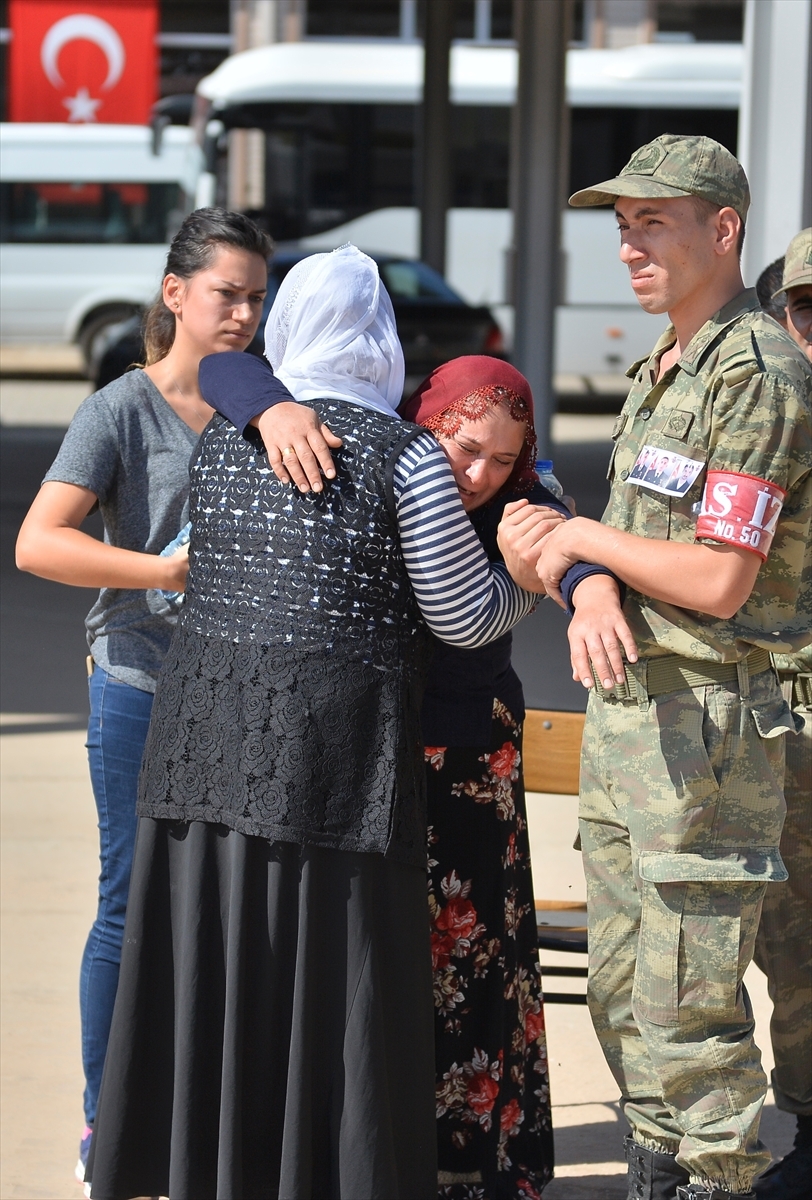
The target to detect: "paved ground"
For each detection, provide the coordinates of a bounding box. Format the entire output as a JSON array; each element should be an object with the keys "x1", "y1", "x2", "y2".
[
  {"x1": 0, "y1": 731, "x2": 795, "y2": 1200},
  {"x1": 0, "y1": 390, "x2": 796, "y2": 1198}
]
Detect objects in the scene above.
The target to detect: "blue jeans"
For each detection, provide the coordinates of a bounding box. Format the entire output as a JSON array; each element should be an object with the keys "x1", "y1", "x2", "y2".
[{"x1": 81, "y1": 666, "x2": 154, "y2": 1125}]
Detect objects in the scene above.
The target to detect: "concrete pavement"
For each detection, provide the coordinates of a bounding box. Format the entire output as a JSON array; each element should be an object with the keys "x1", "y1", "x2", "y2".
[{"x1": 0, "y1": 728, "x2": 795, "y2": 1199}]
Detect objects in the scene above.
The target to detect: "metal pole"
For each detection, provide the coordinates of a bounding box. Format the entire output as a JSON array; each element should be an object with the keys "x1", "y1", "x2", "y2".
[
  {"x1": 511, "y1": 0, "x2": 572, "y2": 460},
  {"x1": 419, "y1": 0, "x2": 454, "y2": 274},
  {"x1": 739, "y1": 0, "x2": 812, "y2": 283}
]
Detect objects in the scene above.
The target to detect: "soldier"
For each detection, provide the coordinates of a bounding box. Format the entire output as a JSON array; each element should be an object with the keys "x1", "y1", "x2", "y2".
[
  {"x1": 751, "y1": 231, "x2": 812, "y2": 1200},
  {"x1": 754, "y1": 257, "x2": 786, "y2": 329},
  {"x1": 499, "y1": 135, "x2": 811, "y2": 1200},
  {"x1": 778, "y1": 229, "x2": 812, "y2": 365}
]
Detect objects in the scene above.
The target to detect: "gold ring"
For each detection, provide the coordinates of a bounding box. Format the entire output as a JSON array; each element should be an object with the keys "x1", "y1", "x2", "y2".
[{"x1": 281, "y1": 446, "x2": 295, "y2": 457}]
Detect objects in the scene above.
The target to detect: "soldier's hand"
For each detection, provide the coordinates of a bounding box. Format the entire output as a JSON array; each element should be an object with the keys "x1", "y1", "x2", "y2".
[
  {"x1": 535, "y1": 517, "x2": 590, "y2": 607},
  {"x1": 254, "y1": 403, "x2": 343, "y2": 493},
  {"x1": 497, "y1": 499, "x2": 567, "y2": 593},
  {"x1": 567, "y1": 574, "x2": 638, "y2": 690}
]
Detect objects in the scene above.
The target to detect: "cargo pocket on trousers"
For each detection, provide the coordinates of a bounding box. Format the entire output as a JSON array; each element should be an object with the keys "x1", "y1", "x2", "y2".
[{"x1": 632, "y1": 849, "x2": 786, "y2": 1027}]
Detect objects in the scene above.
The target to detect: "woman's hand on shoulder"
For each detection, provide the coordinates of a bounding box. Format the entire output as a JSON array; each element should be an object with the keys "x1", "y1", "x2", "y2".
[
  {"x1": 497, "y1": 498, "x2": 568, "y2": 593},
  {"x1": 567, "y1": 574, "x2": 638, "y2": 691},
  {"x1": 254, "y1": 403, "x2": 343, "y2": 493}
]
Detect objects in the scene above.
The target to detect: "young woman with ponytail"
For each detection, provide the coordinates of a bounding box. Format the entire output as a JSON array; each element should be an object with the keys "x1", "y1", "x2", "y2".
[{"x1": 15, "y1": 207, "x2": 279, "y2": 1194}]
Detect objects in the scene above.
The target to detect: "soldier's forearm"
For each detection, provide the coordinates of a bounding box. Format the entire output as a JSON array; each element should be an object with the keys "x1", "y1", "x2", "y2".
[{"x1": 540, "y1": 518, "x2": 761, "y2": 620}]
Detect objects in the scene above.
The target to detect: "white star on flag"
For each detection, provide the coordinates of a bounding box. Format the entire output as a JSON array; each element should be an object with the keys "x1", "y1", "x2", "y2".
[{"x1": 63, "y1": 87, "x2": 101, "y2": 122}]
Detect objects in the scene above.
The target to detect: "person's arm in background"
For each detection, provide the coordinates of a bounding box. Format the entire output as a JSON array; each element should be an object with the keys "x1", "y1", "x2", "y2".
[
  {"x1": 199, "y1": 352, "x2": 342, "y2": 493},
  {"x1": 16, "y1": 392, "x2": 190, "y2": 592},
  {"x1": 16, "y1": 482, "x2": 189, "y2": 591}
]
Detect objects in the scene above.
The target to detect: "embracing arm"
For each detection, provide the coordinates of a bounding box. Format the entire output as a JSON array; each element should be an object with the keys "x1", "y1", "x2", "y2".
[
  {"x1": 199, "y1": 351, "x2": 293, "y2": 433},
  {"x1": 16, "y1": 481, "x2": 189, "y2": 591},
  {"x1": 395, "y1": 434, "x2": 536, "y2": 647},
  {"x1": 537, "y1": 517, "x2": 761, "y2": 618},
  {"x1": 199, "y1": 351, "x2": 342, "y2": 493}
]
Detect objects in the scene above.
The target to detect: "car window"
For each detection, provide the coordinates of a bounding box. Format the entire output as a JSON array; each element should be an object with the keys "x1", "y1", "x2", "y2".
[
  {"x1": 253, "y1": 255, "x2": 465, "y2": 349},
  {"x1": 379, "y1": 260, "x2": 463, "y2": 303}
]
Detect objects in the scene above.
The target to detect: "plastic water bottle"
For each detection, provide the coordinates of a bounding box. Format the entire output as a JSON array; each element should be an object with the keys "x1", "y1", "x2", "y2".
[
  {"x1": 160, "y1": 521, "x2": 192, "y2": 603},
  {"x1": 535, "y1": 459, "x2": 564, "y2": 499}
]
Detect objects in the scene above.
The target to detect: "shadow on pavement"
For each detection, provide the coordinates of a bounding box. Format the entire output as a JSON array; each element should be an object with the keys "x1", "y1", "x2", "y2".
[
  {"x1": 511, "y1": 437, "x2": 612, "y2": 712},
  {"x1": 545, "y1": 1174, "x2": 626, "y2": 1199},
  {"x1": 1, "y1": 427, "x2": 101, "y2": 721}
]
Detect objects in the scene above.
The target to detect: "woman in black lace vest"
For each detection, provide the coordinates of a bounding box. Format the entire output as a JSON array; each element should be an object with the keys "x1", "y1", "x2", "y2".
[{"x1": 85, "y1": 248, "x2": 549, "y2": 1200}]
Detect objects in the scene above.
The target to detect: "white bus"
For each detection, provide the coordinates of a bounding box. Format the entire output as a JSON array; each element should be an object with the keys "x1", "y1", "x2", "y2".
[
  {"x1": 196, "y1": 39, "x2": 741, "y2": 377},
  {"x1": 0, "y1": 123, "x2": 202, "y2": 366}
]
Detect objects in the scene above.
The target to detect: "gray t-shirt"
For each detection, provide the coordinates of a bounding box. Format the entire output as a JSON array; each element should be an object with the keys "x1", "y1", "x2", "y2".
[{"x1": 43, "y1": 369, "x2": 199, "y2": 692}]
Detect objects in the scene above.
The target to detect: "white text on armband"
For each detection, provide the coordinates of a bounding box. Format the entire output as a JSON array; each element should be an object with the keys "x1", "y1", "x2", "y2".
[{"x1": 695, "y1": 471, "x2": 785, "y2": 560}]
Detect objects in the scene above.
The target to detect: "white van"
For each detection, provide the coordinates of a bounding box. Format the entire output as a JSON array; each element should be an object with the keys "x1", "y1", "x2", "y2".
[{"x1": 0, "y1": 123, "x2": 202, "y2": 366}]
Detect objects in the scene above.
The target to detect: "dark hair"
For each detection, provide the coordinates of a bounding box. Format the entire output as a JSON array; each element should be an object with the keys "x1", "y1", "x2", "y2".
[
  {"x1": 143, "y1": 208, "x2": 273, "y2": 364},
  {"x1": 756, "y1": 256, "x2": 787, "y2": 323},
  {"x1": 690, "y1": 195, "x2": 746, "y2": 258}
]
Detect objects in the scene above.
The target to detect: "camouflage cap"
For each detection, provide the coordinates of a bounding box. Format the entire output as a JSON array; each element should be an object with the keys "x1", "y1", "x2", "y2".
[
  {"x1": 568, "y1": 133, "x2": 750, "y2": 221},
  {"x1": 775, "y1": 228, "x2": 812, "y2": 296}
]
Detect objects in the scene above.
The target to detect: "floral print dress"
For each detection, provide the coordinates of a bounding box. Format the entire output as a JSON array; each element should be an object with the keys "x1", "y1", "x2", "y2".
[{"x1": 426, "y1": 699, "x2": 554, "y2": 1200}]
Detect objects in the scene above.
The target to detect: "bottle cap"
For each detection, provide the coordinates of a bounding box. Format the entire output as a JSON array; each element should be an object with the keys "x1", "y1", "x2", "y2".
[{"x1": 535, "y1": 459, "x2": 554, "y2": 472}]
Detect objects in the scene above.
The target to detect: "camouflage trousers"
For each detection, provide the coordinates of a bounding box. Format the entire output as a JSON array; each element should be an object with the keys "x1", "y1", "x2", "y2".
[
  {"x1": 754, "y1": 682, "x2": 812, "y2": 1116},
  {"x1": 579, "y1": 665, "x2": 796, "y2": 1192}
]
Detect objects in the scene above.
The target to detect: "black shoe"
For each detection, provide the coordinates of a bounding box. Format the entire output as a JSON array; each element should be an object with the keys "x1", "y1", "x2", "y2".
[
  {"x1": 625, "y1": 1135, "x2": 691, "y2": 1200},
  {"x1": 676, "y1": 1188, "x2": 756, "y2": 1199},
  {"x1": 754, "y1": 1113, "x2": 812, "y2": 1199}
]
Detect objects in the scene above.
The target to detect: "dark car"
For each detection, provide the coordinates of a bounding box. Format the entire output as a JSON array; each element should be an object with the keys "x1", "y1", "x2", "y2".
[{"x1": 94, "y1": 251, "x2": 505, "y2": 393}]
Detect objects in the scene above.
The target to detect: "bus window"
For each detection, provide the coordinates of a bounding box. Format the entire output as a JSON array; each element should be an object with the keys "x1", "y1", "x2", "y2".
[
  {"x1": 0, "y1": 181, "x2": 185, "y2": 244},
  {"x1": 452, "y1": 107, "x2": 510, "y2": 208},
  {"x1": 258, "y1": 103, "x2": 414, "y2": 240},
  {"x1": 568, "y1": 108, "x2": 738, "y2": 196},
  {"x1": 246, "y1": 101, "x2": 738, "y2": 241}
]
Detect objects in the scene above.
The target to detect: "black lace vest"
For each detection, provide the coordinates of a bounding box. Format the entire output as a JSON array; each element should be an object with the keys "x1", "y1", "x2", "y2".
[{"x1": 138, "y1": 402, "x2": 433, "y2": 867}]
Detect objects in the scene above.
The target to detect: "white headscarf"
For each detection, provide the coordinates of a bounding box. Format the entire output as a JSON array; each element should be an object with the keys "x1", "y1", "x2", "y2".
[{"x1": 264, "y1": 244, "x2": 405, "y2": 418}]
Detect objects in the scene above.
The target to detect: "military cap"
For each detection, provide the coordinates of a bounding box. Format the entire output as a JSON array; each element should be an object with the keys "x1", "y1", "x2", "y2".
[
  {"x1": 775, "y1": 228, "x2": 812, "y2": 296},
  {"x1": 569, "y1": 133, "x2": 750, "y2": 221}
]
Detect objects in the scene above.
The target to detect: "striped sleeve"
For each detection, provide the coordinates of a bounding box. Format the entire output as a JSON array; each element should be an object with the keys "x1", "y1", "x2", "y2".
[{"x1": 393, "y1": 432, "x2": 536, "y2": 648}]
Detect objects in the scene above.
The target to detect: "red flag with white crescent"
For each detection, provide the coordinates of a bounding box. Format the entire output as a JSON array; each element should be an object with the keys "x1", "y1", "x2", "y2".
[{"x1": 8, "y1": 0, "x2": 158, "y2": 124}]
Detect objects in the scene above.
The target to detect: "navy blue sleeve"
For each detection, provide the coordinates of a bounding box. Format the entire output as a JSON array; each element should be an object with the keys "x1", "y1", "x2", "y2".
[
  {"x1": 560, "y1": 563, "x2": 626, "y2": 616},
  {"x1": 199, "y1": 352, "x2": 296, "y2": 435}
]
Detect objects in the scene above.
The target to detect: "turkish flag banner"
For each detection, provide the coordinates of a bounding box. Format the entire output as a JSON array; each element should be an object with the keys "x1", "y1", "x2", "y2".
[{"x1": 8, "y1": 0, "x2": 158, "y2": 124}]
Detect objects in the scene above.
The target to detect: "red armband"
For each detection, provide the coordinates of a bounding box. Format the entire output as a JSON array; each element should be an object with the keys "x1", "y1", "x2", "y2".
[{"x1": 696, "y1": 471, "x2": 785, "y2": 560}]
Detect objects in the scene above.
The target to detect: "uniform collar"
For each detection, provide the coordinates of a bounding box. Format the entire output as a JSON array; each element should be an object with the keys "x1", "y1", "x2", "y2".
[{"x1": 676, "y1": 288, "x2": 759, "y2": 376}]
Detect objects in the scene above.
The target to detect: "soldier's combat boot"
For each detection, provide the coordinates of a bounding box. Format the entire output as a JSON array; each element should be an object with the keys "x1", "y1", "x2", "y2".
[
  {"x1": 625, "y1": 1135, "x2": 691, "y2": 1199},
  {"x1": 676, "y1": 1187, "x2": 756, "y2": 1199},
  {"x1": 753, "y1": 1113, "x2": 812, "y2": 1199}
]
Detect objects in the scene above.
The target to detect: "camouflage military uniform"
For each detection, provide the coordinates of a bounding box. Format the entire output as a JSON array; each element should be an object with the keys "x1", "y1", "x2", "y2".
[
  {"x1": 753, "y1": 227, "x2": 812, "y2": 1126},
  {"x1": 577, "y1": 293, "x2": 812, "y2": 1192},
  {"x1": 754, "y1": 644, "x2": 812, "y2": 1118}
]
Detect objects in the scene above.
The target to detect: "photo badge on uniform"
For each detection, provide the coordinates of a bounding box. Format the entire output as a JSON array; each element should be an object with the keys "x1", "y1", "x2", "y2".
[{"x1": 627, "y1": 444, "x2": 705, "y2": 497}]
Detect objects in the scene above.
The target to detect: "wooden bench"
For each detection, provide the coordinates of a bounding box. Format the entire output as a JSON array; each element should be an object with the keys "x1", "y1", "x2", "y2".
[{"x1": 524, "y1": 709, "x2": 589, "y2": 1004}]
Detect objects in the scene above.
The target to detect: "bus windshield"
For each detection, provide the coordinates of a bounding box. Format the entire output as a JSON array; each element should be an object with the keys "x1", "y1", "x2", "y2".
[{"x1": 220, "y1": 101, "x2": 736, "y2": 241}]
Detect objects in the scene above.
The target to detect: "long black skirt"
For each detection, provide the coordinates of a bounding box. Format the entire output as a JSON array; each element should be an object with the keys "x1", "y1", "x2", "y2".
[
  {"x1": 426, "y1": 701, "x2": 554, "y2": 1199},
  {"x1": 86, "y1": 818, "x2": 437, "y2": 1200}
]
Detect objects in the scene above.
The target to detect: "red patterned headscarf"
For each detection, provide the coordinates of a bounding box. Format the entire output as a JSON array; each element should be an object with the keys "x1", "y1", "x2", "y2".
[{"x1": 399, "y1": 356, "x2": 538, "y2": 497}]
